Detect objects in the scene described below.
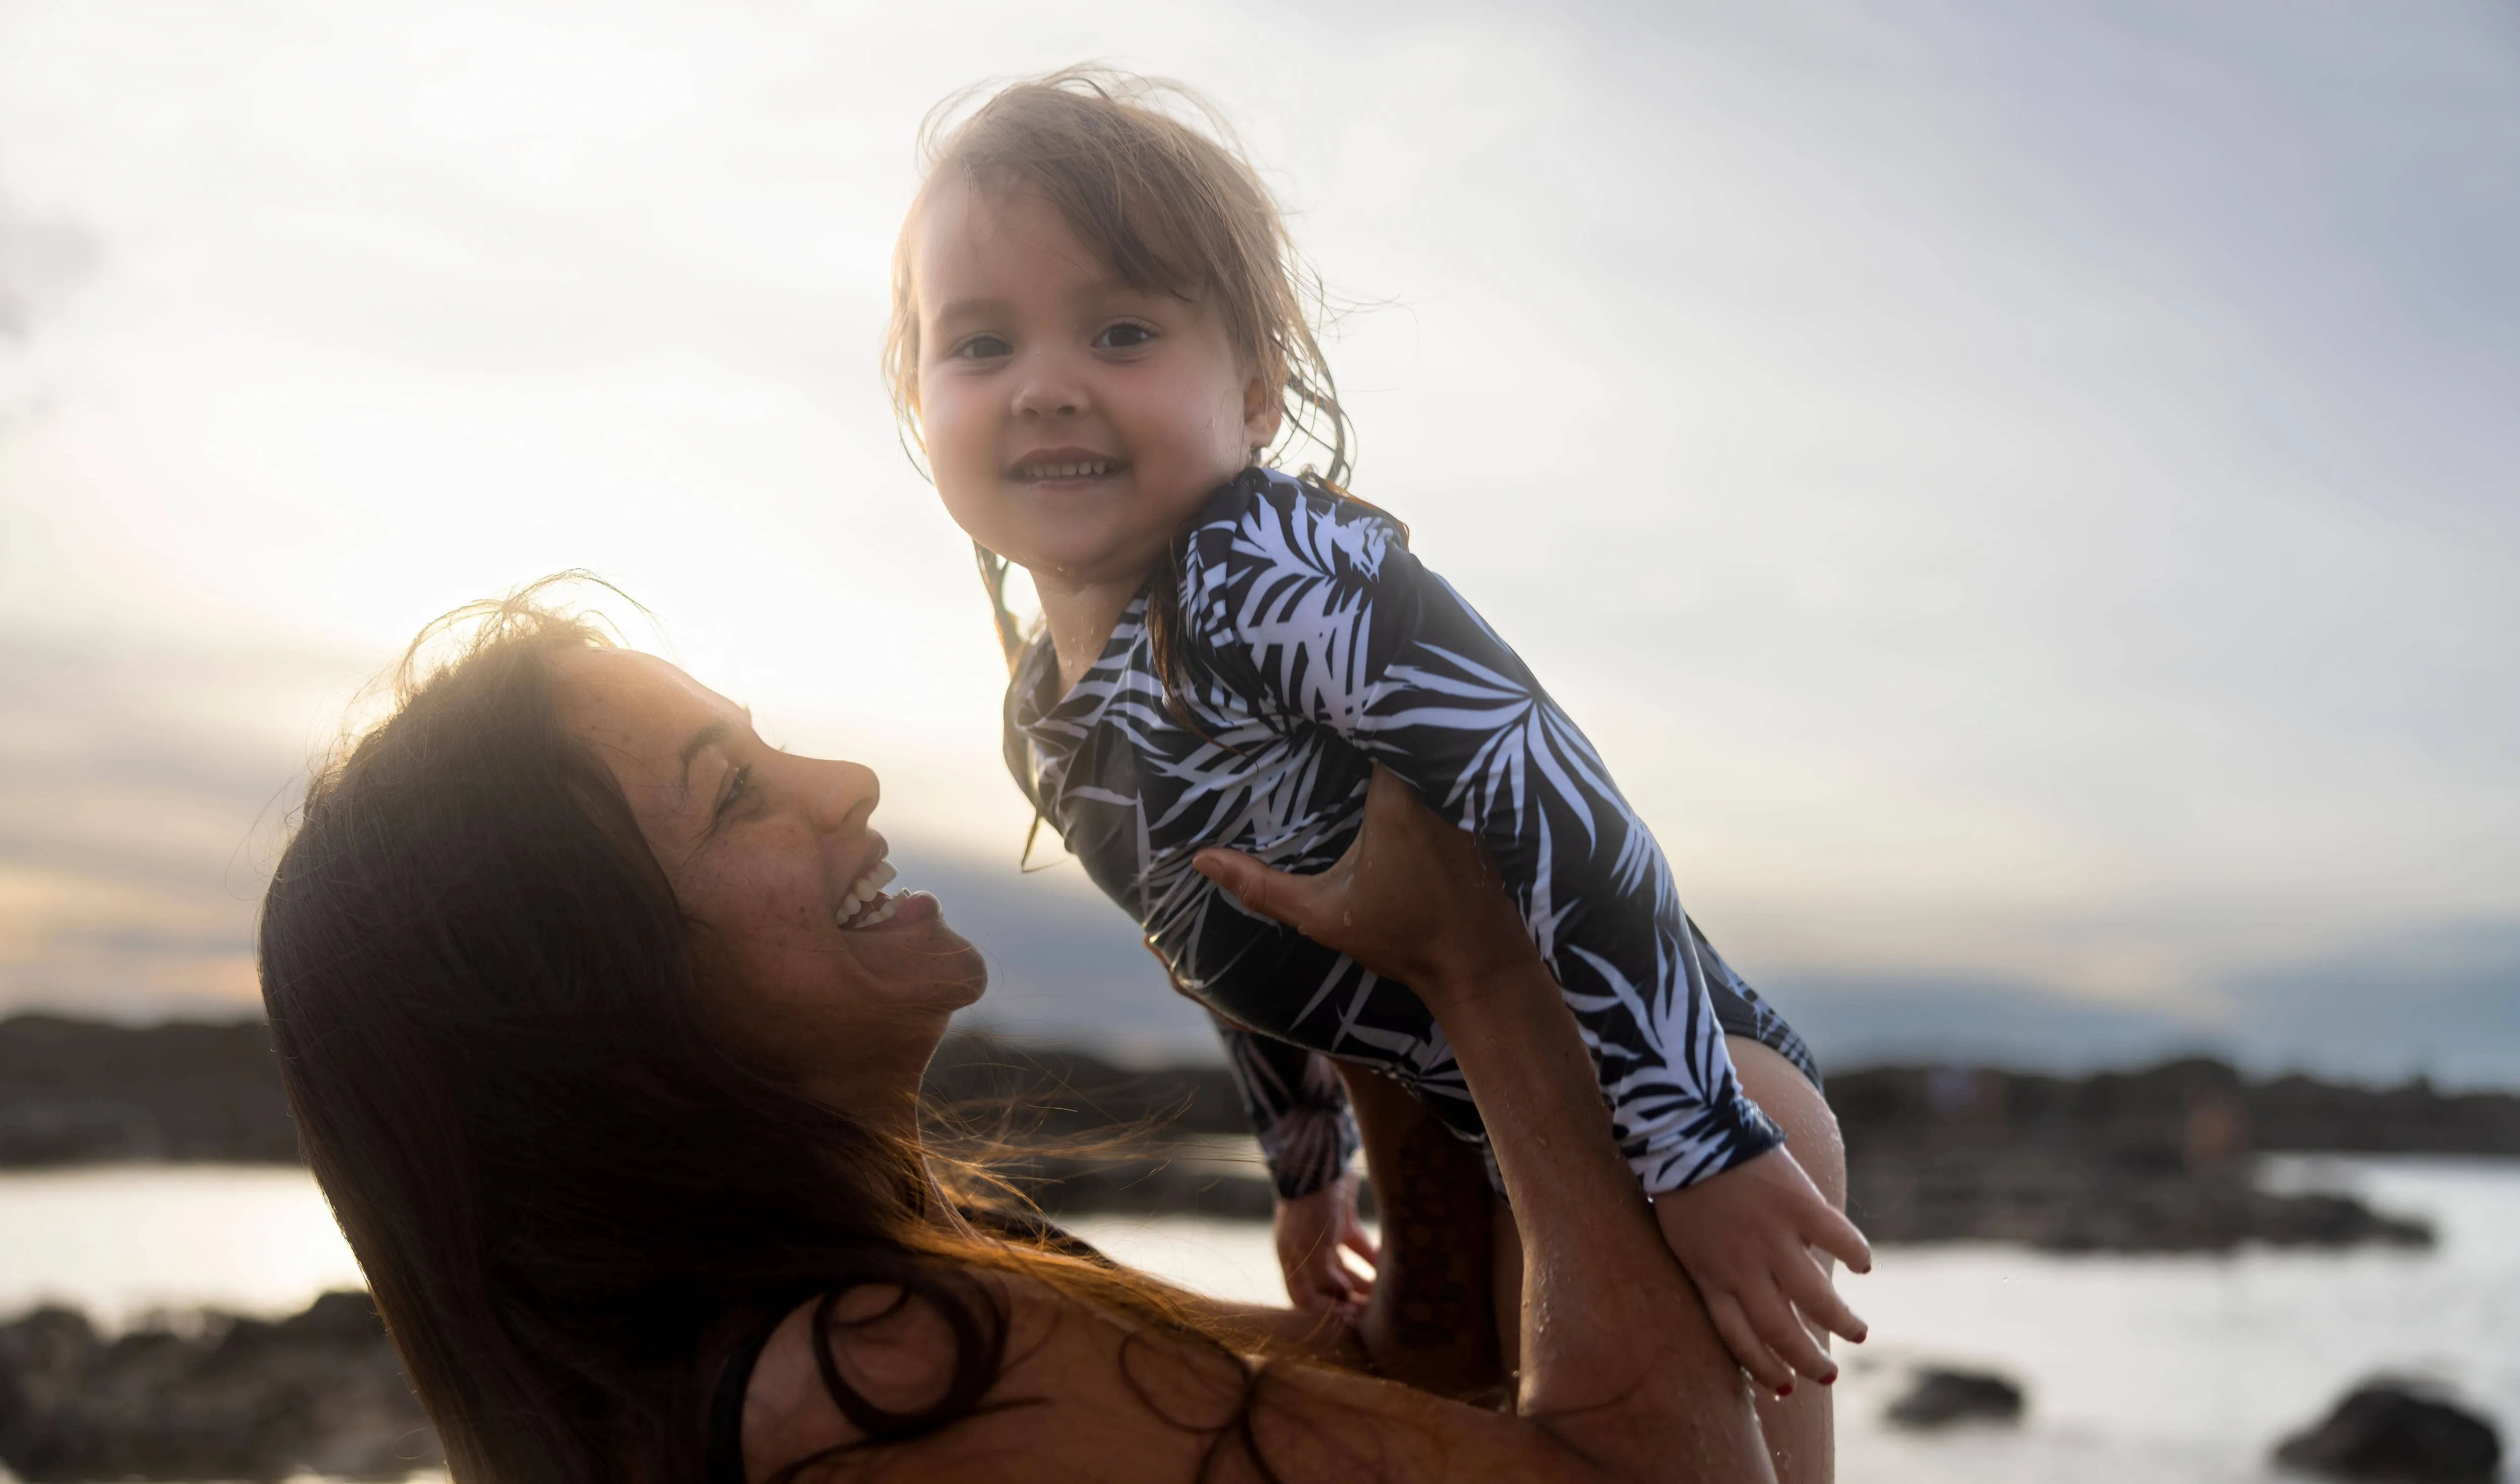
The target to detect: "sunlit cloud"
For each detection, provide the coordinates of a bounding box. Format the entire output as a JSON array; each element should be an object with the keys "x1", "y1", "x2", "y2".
[{"x1": 0, "y1": 0, "x2": 2511, "y2": 1072}]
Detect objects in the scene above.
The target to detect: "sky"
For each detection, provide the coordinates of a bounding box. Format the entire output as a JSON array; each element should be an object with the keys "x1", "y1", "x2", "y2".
[{"x1": 1, "y1": 0, "x2": 2514, "y2": 1078}]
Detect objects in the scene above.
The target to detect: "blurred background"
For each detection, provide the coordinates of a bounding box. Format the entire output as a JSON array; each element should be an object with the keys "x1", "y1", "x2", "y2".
[{"x1": 1, "y1": 2, "x2": 2514, "y2": 1482}]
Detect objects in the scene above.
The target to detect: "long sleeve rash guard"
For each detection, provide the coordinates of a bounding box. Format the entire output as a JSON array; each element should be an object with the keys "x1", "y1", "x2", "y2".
[{"x1": 1004, "y1": 469, "x2": 1814, "y2": 1199}]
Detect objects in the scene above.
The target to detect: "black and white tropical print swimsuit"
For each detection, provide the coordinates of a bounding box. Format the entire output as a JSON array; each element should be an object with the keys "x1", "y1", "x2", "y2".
[{"x1": 1005, "y1": 469, "x2": 1819, "y2": 1200}]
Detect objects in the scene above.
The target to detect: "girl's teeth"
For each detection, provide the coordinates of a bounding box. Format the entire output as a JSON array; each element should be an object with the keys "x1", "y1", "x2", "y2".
[{"x1": 1027, "y1": 461, "x2": 1112, "y2": 479}]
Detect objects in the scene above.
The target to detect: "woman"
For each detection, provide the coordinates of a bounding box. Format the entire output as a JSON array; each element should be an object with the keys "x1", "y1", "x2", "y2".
[{"x1": 259, "y1": 586, "x2": 1799, "y2": 1483}]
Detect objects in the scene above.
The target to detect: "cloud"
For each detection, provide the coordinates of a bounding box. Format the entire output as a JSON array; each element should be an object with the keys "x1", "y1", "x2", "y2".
[
  {"x1": 0, "y1": 193, "x2": 98, "y2": 343},
  {"x1": 0, "y1": 0, "x2": 2512, "y2": 1079},
  {"x1": 0, "y1": 626, "x2": 335, "y2": 1018},
  {"x1": 2224, "y1": 919, "x2": 2520, "y2": 1090}
]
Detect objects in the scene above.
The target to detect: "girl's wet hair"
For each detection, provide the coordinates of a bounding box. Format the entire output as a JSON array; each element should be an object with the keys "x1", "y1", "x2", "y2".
[{"x1": 880, "y1": 67, "x2": 1362, "y2": 672}]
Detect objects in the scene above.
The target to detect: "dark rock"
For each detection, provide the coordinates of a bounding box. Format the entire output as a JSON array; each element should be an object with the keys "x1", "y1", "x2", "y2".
[
  {"x1": 0, "y1": 1016, "x2": 299, "y2": 1165},
  {"x1": 1828, "y1": 1058, "x2": 2520, "y2": 1171},
  {"x1": 1846, "y1": 1143, "x2": 2435, "y2": 1253},
  {"x1": 1834, "y1": 1058, "x2": 2447, "y2": 1253},
  {"x1": 1883, "y1": 1367, "x2": 2026, "y2": 1429},
  {"x1": 0, "y1": 1015, "x2": 2496, "y2": 1255},
  {"x1": 921, "y1": 1033, "x2": 1249, "y2": 1138},
  {"x1": 0, "y1": 1291, "x2": 439, "y2": 1481},
  {"x1": 2273, "y1": 1380, "x2": 2501, "y2": 1482},
  {"x1": 984, "y1": 1146, "x2": 1280, "y2": 1220}
]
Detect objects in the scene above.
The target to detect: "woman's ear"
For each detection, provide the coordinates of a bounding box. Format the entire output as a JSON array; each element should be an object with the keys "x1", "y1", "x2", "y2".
[{"x1": 1242, "y1": 368, "x2": 1285, "y2": 455}]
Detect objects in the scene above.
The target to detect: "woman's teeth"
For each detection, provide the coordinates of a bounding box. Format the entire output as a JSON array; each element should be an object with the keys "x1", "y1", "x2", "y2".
[
  {"x1": 835, "y1": 861, "x2": 900, "y2": 931},
  {"x1": 843, "y1": 897, "x2": 902, "y2": 929},
  {"x1": 1019, "y1": 460, "x2": 1118, "y2": 479}
]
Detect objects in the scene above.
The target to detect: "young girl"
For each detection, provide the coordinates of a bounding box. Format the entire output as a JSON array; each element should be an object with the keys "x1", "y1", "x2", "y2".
[{"x1": 883, "y1": 68, "x2": 1869, "y2": 1423}]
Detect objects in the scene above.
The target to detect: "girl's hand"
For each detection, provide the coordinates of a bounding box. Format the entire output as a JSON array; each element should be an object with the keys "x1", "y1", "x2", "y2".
[
  {"x1": 1192, "y1": 766, "x2": 1531, "y2": 1006},
  {"x1": 1653, "y1": 1146, "x2": 1873, "y2": 1393},
  {"x1": 1274, "y1": 1172, "x2": 1379, "y2": 1316}
]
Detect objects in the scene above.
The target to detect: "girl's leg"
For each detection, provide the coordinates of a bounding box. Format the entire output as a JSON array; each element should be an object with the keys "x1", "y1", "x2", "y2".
[{"x1": 1731, "y1": 1034, "x2": 1849, "y2": 1484}]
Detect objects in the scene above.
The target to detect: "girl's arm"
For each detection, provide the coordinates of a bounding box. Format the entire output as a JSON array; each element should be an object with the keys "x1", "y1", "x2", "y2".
[
  {"x1": 735, "y1": 771, "x2": 1773, "y2": 1484},
  {"x1": 1186, "y1": 482, "x2": 1868, "y2": 1392},
  {"x1": 1210, "y1": 1016, "x2": 1362, "y2": 1205},
  {"x1": 1193, "y1": 767, "x2": 1769, "y2": 1452},
  {"x1": 1183, "y1": 476, "x2": 1782, "y2": 1194},
  {"x1": 1212, "y1": 1023, "x2": 1377, "y2": 1316}
]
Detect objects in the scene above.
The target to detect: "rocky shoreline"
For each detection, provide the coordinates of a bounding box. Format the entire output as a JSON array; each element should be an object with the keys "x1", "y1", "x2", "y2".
[
  {"x1": 2, "y1": 1020, "x2": 2512, "y2": 1482},
  {"x1": 8, "y1": 1015, "x2": 2514, "y2": 1247},
  {"x1": 0, "y1": 1292, "x2": 437, "y2": 1482},
  {"x1": 1826, "y1": 1058, "x2": 2447, "y2": 1251}
]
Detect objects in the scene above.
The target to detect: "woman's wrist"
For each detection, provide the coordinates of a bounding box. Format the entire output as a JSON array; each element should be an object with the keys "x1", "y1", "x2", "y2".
[{"x1": 1415, "y1": 939, "x2": 1558, "y2": 1020}]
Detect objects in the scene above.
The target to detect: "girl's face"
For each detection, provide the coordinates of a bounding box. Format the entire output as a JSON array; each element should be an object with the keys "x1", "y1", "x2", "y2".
[
  {"x1": 909, "y1": 177, "x2": 1283, "y2": 589},
  {"x1": 553, "y1": 648, "x2": 985, "y2": 1105}
]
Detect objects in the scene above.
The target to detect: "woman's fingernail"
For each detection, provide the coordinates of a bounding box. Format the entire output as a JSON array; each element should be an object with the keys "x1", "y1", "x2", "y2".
[
  {"x1": 1776, "y1": 1383, "x2": 1794, "y2": 1399},
  {"x1": 1819, "y1": 1370, "x2": 1839, "y2": 1386}
]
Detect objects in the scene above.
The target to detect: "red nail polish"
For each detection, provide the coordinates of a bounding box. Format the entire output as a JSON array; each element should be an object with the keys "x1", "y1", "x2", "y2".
[
  {"x1": 1819, "y1": 1372, "x2": 1838, "y2": 1387},
  {"x1": 1776, "y1": 1383, "x2": 1794, "y2": 1399}
]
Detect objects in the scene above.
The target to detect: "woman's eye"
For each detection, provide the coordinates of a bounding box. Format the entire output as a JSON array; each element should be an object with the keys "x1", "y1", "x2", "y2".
[
  {"x1": 1094, "y1": 321, "x2": 1156, "y2": 351},
  {"x1": 952, "y1": 334, "x2": 1012, "y2": 361},
  {"x1": 715, "y1": 765, "x2": 752, "y2": 820}
]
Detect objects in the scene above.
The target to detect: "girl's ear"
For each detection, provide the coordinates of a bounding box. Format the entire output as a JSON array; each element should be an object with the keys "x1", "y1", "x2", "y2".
[{"x1": 1241, "y1": 368, "x2": 1285, "y2": 457}]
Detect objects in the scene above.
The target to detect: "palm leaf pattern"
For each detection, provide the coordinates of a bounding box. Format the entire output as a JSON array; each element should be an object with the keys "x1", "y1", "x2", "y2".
[{"x1": 1007, "y1": 470, "x2": 1813, "y2": 1196}]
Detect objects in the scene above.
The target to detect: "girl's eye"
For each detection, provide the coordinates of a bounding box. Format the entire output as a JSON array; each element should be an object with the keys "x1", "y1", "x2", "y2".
[
  {"x1": 952, "y1": 334, "x2": 1012, "y2": 361},
  {"x1": 1094, "y1": 321, "x2": 1156, "y2": 351}
]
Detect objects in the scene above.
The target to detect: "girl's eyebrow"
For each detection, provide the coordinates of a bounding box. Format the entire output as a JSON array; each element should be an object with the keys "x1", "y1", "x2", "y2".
[
  {"x1": 931, "y1": 295, "x2": 1015, "y2": 325},
  {"x1": 933, "y1": 280, "x2": 1154, "y2": 326}
]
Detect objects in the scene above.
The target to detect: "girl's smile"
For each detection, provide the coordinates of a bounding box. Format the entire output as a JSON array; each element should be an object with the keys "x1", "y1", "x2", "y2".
[
  {"x1": 1010, "y1": 444, "x2": 1129, "y2": 488},
  {"x1": 908, "y1": 177, "x2": 1279, "y2": 604}
]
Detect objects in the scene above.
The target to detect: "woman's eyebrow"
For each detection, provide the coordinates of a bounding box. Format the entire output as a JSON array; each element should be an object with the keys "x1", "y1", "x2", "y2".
[
  {"x1": 675, "y1": 707, "x2": 759, "y2": 799},
  {"x1": 677, "y1": 719, "x2": 732, "y2": 798}
]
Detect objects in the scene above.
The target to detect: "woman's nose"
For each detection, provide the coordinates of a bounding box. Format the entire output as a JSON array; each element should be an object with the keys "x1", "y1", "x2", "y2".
[{"x1": 807, "y1": 760, "x2": 880, "y2": 836}]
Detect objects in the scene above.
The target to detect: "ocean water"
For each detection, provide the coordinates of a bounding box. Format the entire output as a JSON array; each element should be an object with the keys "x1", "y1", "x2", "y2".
[{"x1": 3, "y1": 1157, "x2": 2513, "y2": 1483}]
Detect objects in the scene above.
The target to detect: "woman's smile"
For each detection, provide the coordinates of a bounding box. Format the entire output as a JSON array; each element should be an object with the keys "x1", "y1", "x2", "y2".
[
  {"x1": 842, "y1": 890, "x2": 940, "y2": 933},
  {"x1": 834, "y1": 857, "x2": 899, "y2": 929},
  {"x1": 551, "y1": 646, "x2": 988, "y2": 1052}
]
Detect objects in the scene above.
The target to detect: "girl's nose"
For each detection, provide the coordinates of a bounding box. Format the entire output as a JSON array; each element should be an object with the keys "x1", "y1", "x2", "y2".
[
  {"x1": 1010, "y1": 350, "x2": 1088, "y2": 419},
  {"x1": 807, "y1": 760, "x2": 880, "y2": 836}
]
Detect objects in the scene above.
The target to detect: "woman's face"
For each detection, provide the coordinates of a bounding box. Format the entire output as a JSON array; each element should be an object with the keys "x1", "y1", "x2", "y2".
[{"x1": 553, "y1": 648, "x2": 985, "y2": 1103}]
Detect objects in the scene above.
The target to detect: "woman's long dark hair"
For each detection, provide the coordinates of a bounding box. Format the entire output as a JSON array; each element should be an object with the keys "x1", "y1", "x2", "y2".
[{"x1": 256, "y1": 581, "x2": 1260, "y2": 1484}]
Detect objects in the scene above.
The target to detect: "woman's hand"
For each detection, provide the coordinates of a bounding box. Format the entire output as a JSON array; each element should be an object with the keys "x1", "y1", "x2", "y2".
[{"x1": 1192, "y1": 766, "x2": 1532, "y2": 1006}]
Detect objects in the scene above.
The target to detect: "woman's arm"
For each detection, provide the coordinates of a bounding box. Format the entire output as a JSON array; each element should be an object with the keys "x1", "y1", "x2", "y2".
[
  {"x1": 1182, "y1": 476, "x2": 1783, "y2": 1195},
  {"x1": 1195, "y1": 767, "x2": 1772, "y2": 1471},
  {"x1": 1167, "y1": 1063, "x2": 1506, "y2": 1398},
  {"x1": 737, "y1": 769, "x2": 1773, "y2": 1483}
]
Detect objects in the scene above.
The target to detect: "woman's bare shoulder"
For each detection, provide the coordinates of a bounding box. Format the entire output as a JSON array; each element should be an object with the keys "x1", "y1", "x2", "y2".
[
  {"x1": 735, "y1": 1272, "x2": 1213, "y2": 1483},
  {"x1": 735, "y1": 1271, "x2": 1570, "y2": 1484}
]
